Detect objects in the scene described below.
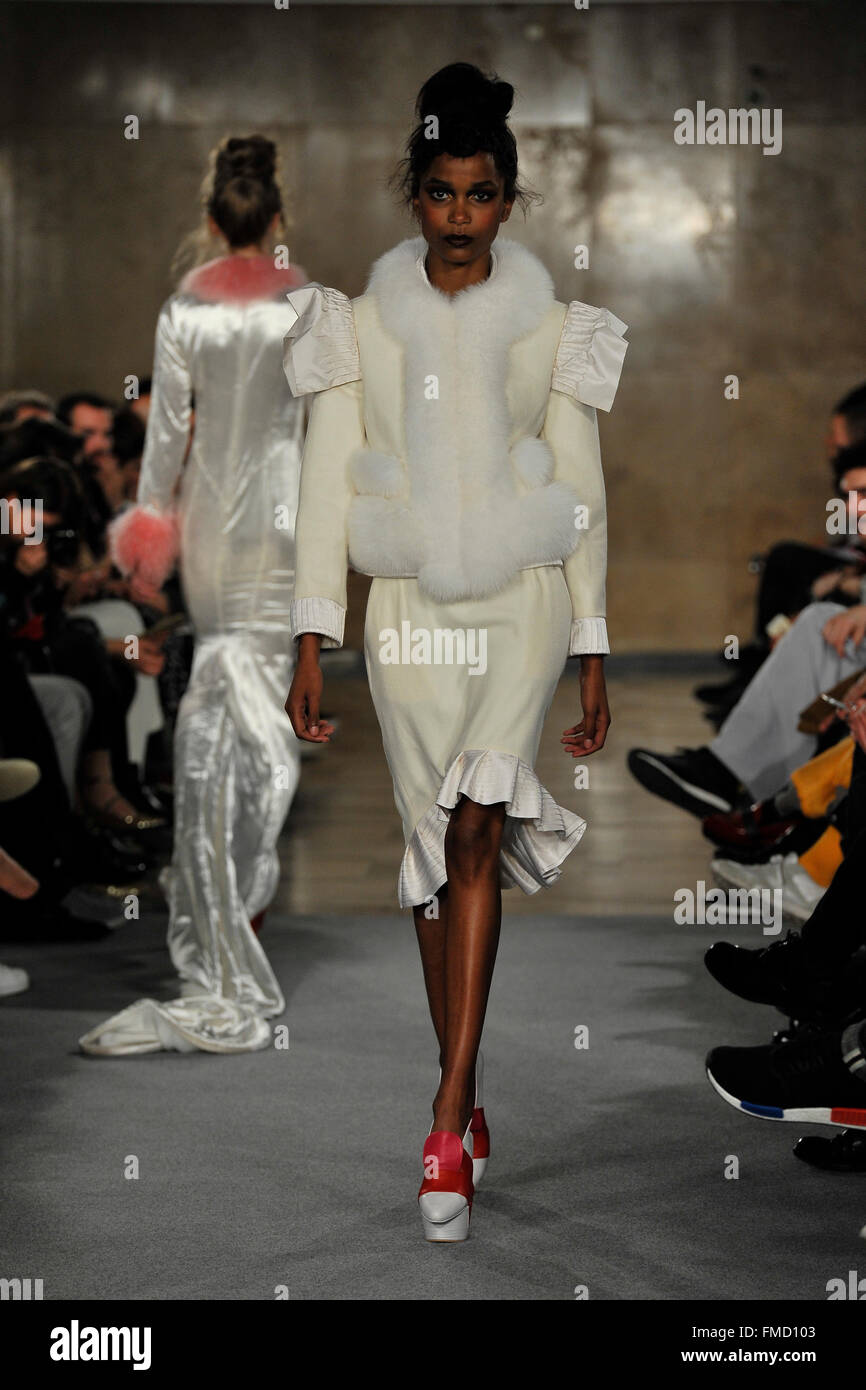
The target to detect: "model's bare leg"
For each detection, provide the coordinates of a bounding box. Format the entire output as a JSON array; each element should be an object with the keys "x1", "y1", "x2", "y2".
[
  {"x1": 413, "y1": 794, "x2": 505, "y2": 1137},
  {"x1": 413, "y1": 885, "x2": 449, "y2": 1065}
]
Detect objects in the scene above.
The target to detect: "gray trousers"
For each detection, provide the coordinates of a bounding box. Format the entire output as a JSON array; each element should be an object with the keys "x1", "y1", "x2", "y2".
[
  {"x1": 29, "y1": 675, "x2": 93, "y2": 806},
  {"x1": 711, "y1": 602, "x2": 866, "y2": 802}
]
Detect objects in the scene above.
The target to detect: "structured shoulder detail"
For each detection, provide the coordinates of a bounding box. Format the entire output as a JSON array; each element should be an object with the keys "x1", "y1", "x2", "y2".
[
  {"x1": 282, "y1": 284, "x2": 361, "y2": 396},
  {"x1": 551, "y1": 301, "x2": 629, "y2": 412}
]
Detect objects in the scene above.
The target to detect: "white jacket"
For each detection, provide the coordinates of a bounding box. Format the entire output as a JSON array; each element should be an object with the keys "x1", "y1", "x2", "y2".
[{"x1": 282, "y1": 236, "x2": 628, "y2": 655}]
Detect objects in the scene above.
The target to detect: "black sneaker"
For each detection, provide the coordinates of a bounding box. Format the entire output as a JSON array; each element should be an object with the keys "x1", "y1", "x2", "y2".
[
  {"x1": 706, "y1": 1024, "x2": 866, "y2": 1127},
  {"x1": 793, "y1": 1129, "x2": 866, "y2": 1171},
  {"x1": 627, "y1": 746, "x2": 742, "y2": 818}
]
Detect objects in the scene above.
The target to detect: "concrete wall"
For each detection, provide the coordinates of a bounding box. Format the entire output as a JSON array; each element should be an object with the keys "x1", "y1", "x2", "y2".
[{"x1": 2, "y1": 1, "x2": 863, "y2": 649}]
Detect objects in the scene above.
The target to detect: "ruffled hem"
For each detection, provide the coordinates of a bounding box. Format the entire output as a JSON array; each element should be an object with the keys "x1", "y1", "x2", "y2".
[
  {"x1": 78, "y1": 994, "x2": 276, "y2": 1056},
  {"x1": 397, "y1": 748, "x2": 587, "y2": 909}
]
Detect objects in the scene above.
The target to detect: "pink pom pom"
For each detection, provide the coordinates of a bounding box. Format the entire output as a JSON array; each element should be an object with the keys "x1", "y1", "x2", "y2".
[{"x1": 109, "y1": 506, "x2": 180, "y2": 588}]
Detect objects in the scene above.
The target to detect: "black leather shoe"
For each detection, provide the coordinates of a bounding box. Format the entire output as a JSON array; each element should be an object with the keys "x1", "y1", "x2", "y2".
[
  {"x1": 705, "y1": 933, "x2": 863, "y2": 1024},
  {"x1": 794, "y1": 1129, "x2": 866, "y2": 1171}
]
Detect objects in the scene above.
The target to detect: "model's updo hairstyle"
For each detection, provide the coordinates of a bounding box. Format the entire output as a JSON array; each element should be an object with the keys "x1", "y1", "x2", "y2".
[
  {"x1": 393, "y1": 62, "x2": 538, "y2": 214},
  {"x1": 207, "y1": 135, "x2": 283, "y2": 248},
  {"x1": 171, "y1": 133, "x2": 289, "y2": 282}
]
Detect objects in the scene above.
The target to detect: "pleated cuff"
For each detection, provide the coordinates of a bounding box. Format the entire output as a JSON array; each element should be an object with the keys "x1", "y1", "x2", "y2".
[
  {"x1": 290, "y1": 596, "x2": 346, "y2": 649},
  {"x1": 569, "y1": 617, "x2": 610, "y2": 656}
]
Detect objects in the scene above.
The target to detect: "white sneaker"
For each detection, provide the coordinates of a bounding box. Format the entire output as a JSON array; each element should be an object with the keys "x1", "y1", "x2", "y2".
[
  {"x1": 712, "y1": 851, "x2": 825, "y2": 923},
  {"x1": 0, "y1": 962, "x2": 30, "y2": 997}
]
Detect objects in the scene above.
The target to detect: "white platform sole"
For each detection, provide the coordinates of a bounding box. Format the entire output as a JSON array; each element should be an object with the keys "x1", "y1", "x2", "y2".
[{"x1": 419, "y1": 1192, "x2": 471, "y2": 1242}]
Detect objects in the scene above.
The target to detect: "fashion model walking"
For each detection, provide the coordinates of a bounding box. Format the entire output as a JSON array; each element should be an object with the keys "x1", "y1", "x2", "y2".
[
  {"x1": 81, "y1": 136, "x2": 307, "y2": 1054},
  {"x1": 283, "y1": 65, "x2": 628, "y2": 1236}
]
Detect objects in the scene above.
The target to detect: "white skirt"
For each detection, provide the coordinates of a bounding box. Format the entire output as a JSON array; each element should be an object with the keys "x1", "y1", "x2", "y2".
[{"x1": 363, "y1": 563, "x2": 588, "y2": 908}]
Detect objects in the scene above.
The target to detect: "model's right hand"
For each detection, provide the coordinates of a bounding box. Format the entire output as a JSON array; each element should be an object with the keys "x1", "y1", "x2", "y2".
[{"x1": 286, "y1": 659, "x2": 335, "y2": 742}]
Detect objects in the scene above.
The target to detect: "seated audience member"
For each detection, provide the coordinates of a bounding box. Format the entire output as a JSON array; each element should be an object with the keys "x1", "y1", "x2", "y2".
[
  {"x1": 0, "y1": 389, "x2": 56, "y2": 427},
  {"x1": 8, "y1": 419, "x2": 173, "y2": 807},
  {"x1": 0, "y1": 410, "x2": 80, "y2": 474},
  {"x1": 0, "y1": 758, "x2": 39, "y2": 996},
  {"x1": 56, "y1": 391, "x2": 117, "y2": 564},
  {"x1": 754, "y1": 400, "x2": 866, "y2": 632},
  {"x1": 628, "y1": 600, "x2": 866, "y2": 814},
  {"x1": 0, "y1": 645, "x2": 148, "y2": 938},
  {"x1": 0, "y1": 456, "x2": 166, "y2": 837},
  {"x1": 703, "y1": 687, "x2": 866, "y2": 1159},
  {"x1": 0, "y1": 408, "x2": 163, "y2": 698},
  {"x1": 697, "y1": 386, "x2": 866, "y2": 721}
]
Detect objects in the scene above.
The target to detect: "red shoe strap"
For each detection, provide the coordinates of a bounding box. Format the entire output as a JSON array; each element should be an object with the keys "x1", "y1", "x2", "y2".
[
  {"x1": 420, "y1": 1132, "x2": 474, "y2": 1202},
  {"x1": 423, "y1": 1131, "x2": 465, "y2": 1169}
]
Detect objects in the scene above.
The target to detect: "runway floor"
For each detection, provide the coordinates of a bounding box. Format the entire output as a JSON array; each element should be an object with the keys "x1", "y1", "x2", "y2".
[{"x1": 1, "y1": 669, "x2": 863, "y2": 1300}]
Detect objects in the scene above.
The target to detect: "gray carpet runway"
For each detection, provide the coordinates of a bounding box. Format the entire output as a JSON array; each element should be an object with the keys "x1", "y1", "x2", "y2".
[{"x1": 1, "y1": 909, "x2": 862, "y2": 1301}]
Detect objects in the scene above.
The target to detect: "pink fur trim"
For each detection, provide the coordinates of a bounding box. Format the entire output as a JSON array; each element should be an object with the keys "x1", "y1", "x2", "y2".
[
  {"x1": 179, "y1": 255, "x2": 307, "y2": 303},
  {"x1": 109, "y1": 506, "x2": 180, "y2": 587}
]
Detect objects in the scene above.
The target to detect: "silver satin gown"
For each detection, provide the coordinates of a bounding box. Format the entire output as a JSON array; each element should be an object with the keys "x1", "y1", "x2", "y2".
[{"x1": 80, "y1": 254, "x2": 306, "y2": 1054}]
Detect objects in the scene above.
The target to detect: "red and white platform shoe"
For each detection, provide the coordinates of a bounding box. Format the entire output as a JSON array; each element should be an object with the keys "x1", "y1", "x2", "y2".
[
  {"x1": 418, "y1": 1122, "x2": 474, "y2": 1242},
  {"x1": 418, "y1": 1051, "x2": 490, "y2": 1240}
]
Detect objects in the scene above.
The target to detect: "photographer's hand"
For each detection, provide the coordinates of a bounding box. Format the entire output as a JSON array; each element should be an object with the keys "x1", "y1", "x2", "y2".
[{"x1": 823, "y1": 604, "x2": 866, "y2": 656}]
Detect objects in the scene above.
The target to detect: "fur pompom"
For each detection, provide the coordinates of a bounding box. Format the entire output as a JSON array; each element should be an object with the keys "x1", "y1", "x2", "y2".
[
  {"x1": 349, "y1": 447, "x2": 407, "y2": 498},
  {"x1": 109, "y1": 505, "x2": 180, "y2": 587},
  {"x1": 512, "y1": 437, "x2": 554, "y2": 488}
]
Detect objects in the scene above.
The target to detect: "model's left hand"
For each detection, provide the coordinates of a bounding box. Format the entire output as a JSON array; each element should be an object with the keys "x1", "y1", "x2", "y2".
[{"x1": 561, "y1": 655, "x2": 610, "y2": 756}]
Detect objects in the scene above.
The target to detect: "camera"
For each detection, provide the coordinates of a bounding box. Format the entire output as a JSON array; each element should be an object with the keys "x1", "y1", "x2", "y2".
[{"x1": 44, "y1": 525, "x2": 80, "y2": 568}]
